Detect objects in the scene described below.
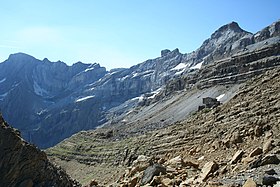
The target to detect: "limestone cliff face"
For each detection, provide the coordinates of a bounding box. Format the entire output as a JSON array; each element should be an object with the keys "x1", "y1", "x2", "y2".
[
  {"x1": 0, "y1": 55, "x2": 107, "y2": 148},
  {"x1": 0, "y1": 114, "x2": 80, "y2": 187}
]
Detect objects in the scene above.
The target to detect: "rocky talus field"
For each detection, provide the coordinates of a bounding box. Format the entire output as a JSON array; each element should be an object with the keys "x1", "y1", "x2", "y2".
[{"x1": 47, "y1": 67, "x2": 280, "y2": 186}]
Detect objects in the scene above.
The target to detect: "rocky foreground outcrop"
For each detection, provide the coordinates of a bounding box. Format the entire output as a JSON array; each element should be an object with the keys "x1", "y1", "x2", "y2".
[{"x1": 0, "y1": 115, "x2": 80, "y2": 187}]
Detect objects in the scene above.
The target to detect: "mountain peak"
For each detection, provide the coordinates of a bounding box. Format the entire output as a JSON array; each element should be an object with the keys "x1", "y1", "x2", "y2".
[
  {"x1": 8, "y1": 52, "x2": 36, "y2": 61},
  {"x1": 161, "y1": 48, "x2": 180, "y2": 57},
  {"x1": 219, "y1": 21, "x2": 244, "y2": 32},
  {"x1": 210, "y1": 21, "x2": 249, "y2": 39}
]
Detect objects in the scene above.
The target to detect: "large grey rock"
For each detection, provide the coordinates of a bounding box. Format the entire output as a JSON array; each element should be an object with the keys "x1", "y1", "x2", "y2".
[
  {"x1": 230, "y1": 150, "x2": 244, "y2": 164},
  {"x1": 141, "y1": 164, "x2": 166, "y2": 185},
  {"x1": 261, "y1": 154, "x2": 280, "y2": 166},
  {"x1": 262, "y1": 175, "x2": 279, "y2": 186}
]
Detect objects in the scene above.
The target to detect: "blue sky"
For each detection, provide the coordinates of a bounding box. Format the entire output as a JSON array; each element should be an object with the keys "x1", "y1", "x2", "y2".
[{"x1": 0, "y1": 0, "x2": 279, "y2": 69}]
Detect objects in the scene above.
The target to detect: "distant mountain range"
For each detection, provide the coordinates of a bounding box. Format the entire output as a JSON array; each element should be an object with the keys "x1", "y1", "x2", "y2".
[{"x1": 0, "y1": 20, "x2": 279, "y2": 148}]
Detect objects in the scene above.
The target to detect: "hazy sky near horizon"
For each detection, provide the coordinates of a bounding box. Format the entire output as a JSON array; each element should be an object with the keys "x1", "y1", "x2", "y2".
[{"x1": 0, "y1": 1, "x2": 279, "y2": 69}]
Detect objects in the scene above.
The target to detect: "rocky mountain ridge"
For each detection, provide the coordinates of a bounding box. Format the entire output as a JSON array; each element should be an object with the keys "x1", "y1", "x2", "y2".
[{"x1": 0, "y1": 20, "x2": 279, "y2": 149}]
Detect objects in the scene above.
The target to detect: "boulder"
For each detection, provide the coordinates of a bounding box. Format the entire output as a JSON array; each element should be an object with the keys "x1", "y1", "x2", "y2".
[
  {"x1": 242, "y1": 156, "x2": 256, "y2": 165},
  {"x1": 150, "y1": 176, "x2": 161, "y2": 186},
  {"x1": 88, "y1": 180, "x2": 98, "y2": 187},
  {"x1": 262, "y1": 175, "x2": 280, "y2": 186},
  {"x1": 161, "y1": 178, "x2": 172, "y2": 186},
  {"x1": 254, "y1": 125, "x2": 263, "y2": 137},
  {"x1": 261, "y1": 154, "x2": 280, "y2": 166},
  {"x1": 242, "y1": 178, "x2": 257, "y2": 187},
  {"x1": 128, "y1": 176, "x2": 138, "y2": 187},
  {"x1": 129, "y1": 155, "x2": 151, "y2": 176},
  {"x1": 230, "y1": 150, "x2": 244, "y2": 164},
  {"x1": 165, "y1": 156, "x2": 184, "y2": 168},
  {"x1": 248, "y1": 147, "x2": 262, "y2": 157},
  {"x1": 248, "y1": 156, "x2": 262, "y2": 169},
  {"x1": 128, "y1": 166, "x2": 141, "y2": 177},
  {"x1": 265, "y1": 169, "x2": 277, "y2": 175},
  {"x1": 230, "y1": 131, "x2": 243, "y2": 144},
  {"x1": 184, "y1": 160, "x2": 199, "y2": 169},
  {"x1": 263, "y1": 139, "x2": 274, "y2": 153},
  {"x1": 141, "y1": 164, "x2": 166, "y2": 185},
  {"x1": 198, "y1": 161, "x2": 219, "y2": 182}
]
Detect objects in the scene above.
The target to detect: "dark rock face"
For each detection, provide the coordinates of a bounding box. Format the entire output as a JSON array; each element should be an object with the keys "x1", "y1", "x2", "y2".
[
  {"x1": 262, "y1": 175, "x2": 279, "y2": 186},
  {"x1": 141, "y1": 164, "x2": 166, "y2": 185},
  {"x1": 0, "y1": 114, "x2": 80, "y2": 187},
  {"x1": 261, "y1": 154, "x2": 280, "y2": 166},
  {"x1": 161, "y1": 49, "x2": 171, "y2": 57}
]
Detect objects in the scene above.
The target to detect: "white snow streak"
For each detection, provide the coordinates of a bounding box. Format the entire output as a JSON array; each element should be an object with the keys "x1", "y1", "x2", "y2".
[
  {"x1": 0, "y1": 92, "x2": 8, "y2": 97},
  {"x1": 171, "y1": 63, "x2": 188, "y2": 71},
  {"x1": 175, "y1": 69, "x2": 185, "y2": 75},
  {"x1": 190, "y1": 61, "x2": 203, "y2": 70},
  {"x1": 0, "y1": 78, "x2": 6, "y2": 83},
  {"x1": 216, "y1": 94, "x2": 225, "y2": 101},
  {"x1": 75, "y1": 95, "x2": 95, "y2": 102},
  {"x1": 84, "y1": 67, "x2": 95, "y2": 72}
]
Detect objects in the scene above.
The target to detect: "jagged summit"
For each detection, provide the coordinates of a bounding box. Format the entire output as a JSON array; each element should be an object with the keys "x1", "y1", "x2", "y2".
[
  {"x1": 161, "y1": 48, "x2": 180, "y2": 57},
  {"x1": 7, "y1": 52, "x2": 37, "y2": 62},
  {"x1": 211, "y1": 21, "x2": 250, "y2": 38}
]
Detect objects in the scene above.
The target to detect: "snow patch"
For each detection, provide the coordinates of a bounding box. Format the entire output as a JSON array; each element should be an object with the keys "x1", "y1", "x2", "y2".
[
  {"x1": 119, "y1": 75, "x2": 130, "y2": 81},
  {"x1": 33, "y1": 81, "x2": 49, "y2": 96},
  {"x1": 138, "y1": 96, "x2": 144, "y2": 102},
  {"x1": 0, "y1": 78, "x2": 6, "y2": 83},
  {"x1": 190, "y1": 61, "x2": 203, "y2": 70},
  {"x1": 84, "y1": 64, "x2": 97, "y2": 72},
  {"x1": 125, "y1": 110, "x2": 133, "y2": 115},
  {"x1": 148, "y1": 88, "x2": 162, "y2": 99},
  {"x1": 132, "y1": 73, "x2": 139, "y2": 78},
  {"x1": 109, "y1": 71, "x2": 117, "y2": 75},
  {"x1": 171, "y1": 63, "x2": 188, "y2": 71},
  {"x1": 216, "y1": 94, "x2": 225, "y2": 101},
  {"x1": 175, "y1": 69, "x2": 185, "y2": 75},
  {"x1": 84, "y1": 67, "x2": 95, "y2": 72},
  {"x1": 60, "y1": 110, "x2": 68, "y2": 114},
  {"x1": 37, "y1": 109, "x2": 48, "y2": 115},
  {"x1": 131, "y1": 95, "x2": 145, "y2": 102},
  {"x1": 75, "y1": 95, "x2": 95, "y2": 102},
  {"x1": 132, "y1": 70, "x2": 154, "y2": 78},
  {"x1": 131, "y1": 97, "x2": 140, "y2": 101}
]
